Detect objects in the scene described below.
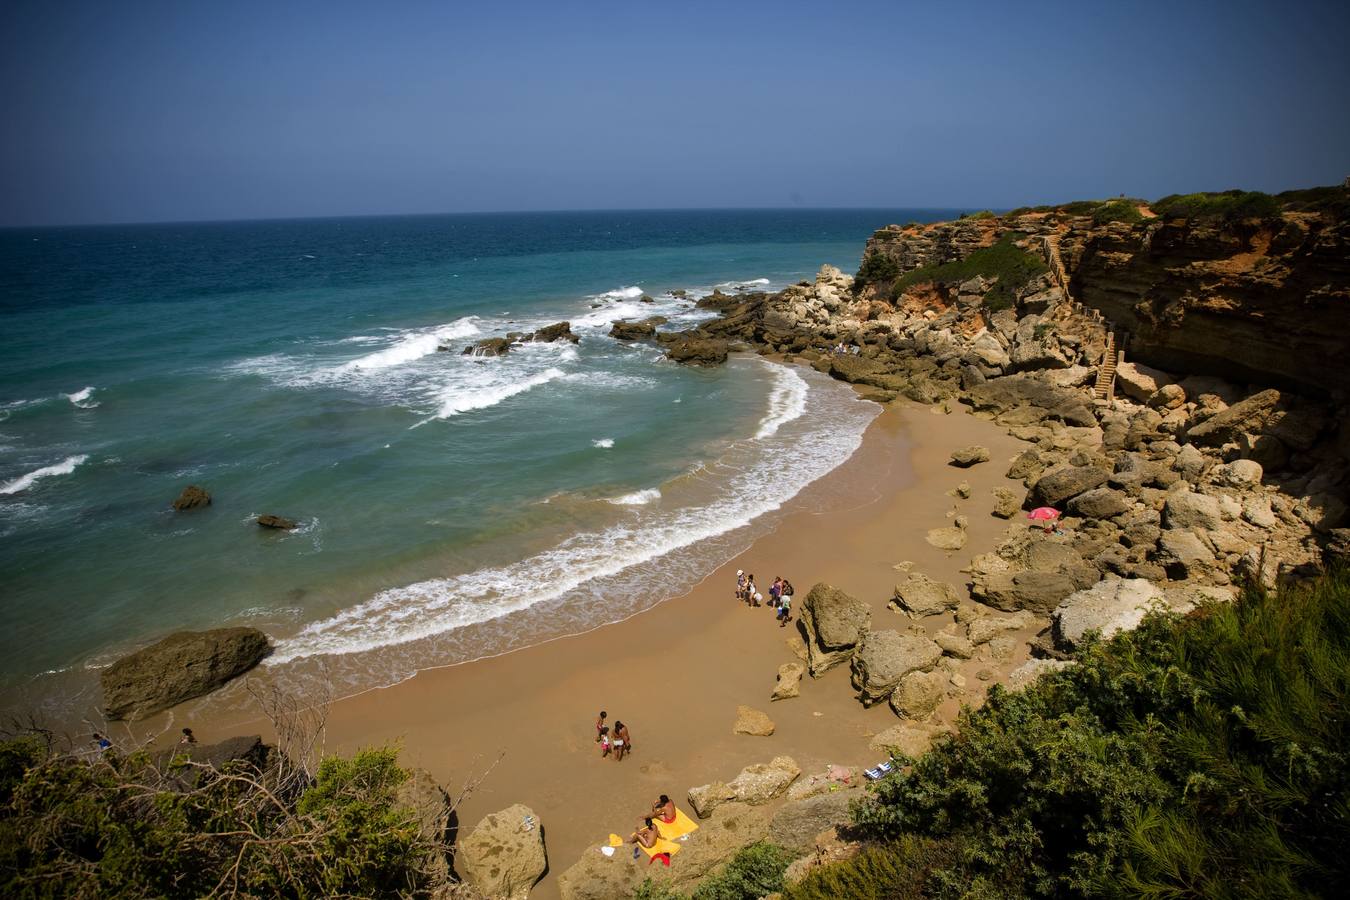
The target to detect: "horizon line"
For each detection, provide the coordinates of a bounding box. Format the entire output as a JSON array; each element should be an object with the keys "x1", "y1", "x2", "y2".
[{"x1": 0, "y1": 204, "x2": 988, "y2": 232}]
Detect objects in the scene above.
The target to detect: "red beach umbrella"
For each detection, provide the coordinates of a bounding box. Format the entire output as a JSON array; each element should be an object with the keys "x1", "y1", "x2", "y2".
[{"x1": 1027, "y1": 507, "x2": 1060, "y2": 522}]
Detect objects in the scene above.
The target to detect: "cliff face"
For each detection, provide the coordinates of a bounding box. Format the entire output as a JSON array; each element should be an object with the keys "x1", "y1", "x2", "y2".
[{"x1": 860, "y1": 203, "x2": 1350, "y2": 396}]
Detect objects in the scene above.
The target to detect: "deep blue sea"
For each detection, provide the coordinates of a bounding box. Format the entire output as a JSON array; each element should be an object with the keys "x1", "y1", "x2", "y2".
[{"x1": 0, "y1": 209, "x2": 952, "y2": 712}]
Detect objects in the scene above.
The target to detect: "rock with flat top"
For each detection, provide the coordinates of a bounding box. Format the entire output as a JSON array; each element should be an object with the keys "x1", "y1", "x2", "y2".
[
  {"x1": 925, "y1": 525, "x2": 968, "y2": 551},
  {"x1": 1028, "y1": 465, "x2": 1110, "y2": 508},
  {"x1": 850, "y1": 630, "x2": 943, "y2": 706},
  {"x1": 890, "y1": 573, "x2": 960, "y2": 618},
  {"x1": 734, "y1": 705, "x2": 776, "y2": 736},
  {"x1": 458, "y1": 803, "x2": 547, "y2": 900},
  {"x1": 1163, "y1": 491, "x2": 1223, "y2": 531},
  {"x1": 1052, "y1": 577, "x2": 1166, "y2": 651},
  {"x1": 726, "y1": 756, "x2": 801, "y2": 804}
]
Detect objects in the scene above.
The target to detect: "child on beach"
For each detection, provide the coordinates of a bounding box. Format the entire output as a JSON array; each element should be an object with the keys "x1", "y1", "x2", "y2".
[
  {"x1": 599, "y1": 726, "x2": 611, "y2": 757},
  {"x1": 595, "y1": 710, "x2": 607, "y2": 742}
]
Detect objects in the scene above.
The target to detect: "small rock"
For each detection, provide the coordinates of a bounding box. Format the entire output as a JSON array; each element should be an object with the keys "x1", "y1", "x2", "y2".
[
  {"x1": 925, "y1": 525, "x2": 967, "y2": 551},
  {"x1": 771, "y1": 662, "x2": 806, "y2": 701},
  {"x1": 172, "y1": 485, "x2": 211, "y2": 511},
  {"x1": 734, "y1": 705, "x2": 776, "y2": 736},
  {"x1": 955, "y1": 481, "x2": 972, "y2": 499},
  {"x1": 256, "y1": 514, "x2": 297, "y2": 530},
  {"x1": 950, "y1": 446, "x2": 991, "y2": 468}
]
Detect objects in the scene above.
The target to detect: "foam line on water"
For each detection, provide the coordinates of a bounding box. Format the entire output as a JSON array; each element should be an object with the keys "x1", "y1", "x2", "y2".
[
  {"x1": 1, "y1": 455, "x2": 89, "y2": 495},
  {"x1": 754, "y1": 363, "x2": 808, "y2": 439},
  {"x1": 607, "y1": 488, "x2": 661, "y2": 505},
  {"x1": 415, "y1": 366, "x2": 567, "y2": 425},
  {"x1": 269, "y1": 369, "x2": 877, "y2": 664},
  {"x1": 342, "y1": 318, "x2": 481, "y2": 371}
]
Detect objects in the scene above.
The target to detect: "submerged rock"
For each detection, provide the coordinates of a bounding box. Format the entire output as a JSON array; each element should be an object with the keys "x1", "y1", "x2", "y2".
[
  {"x1": 256, "y1": 514, "x2": 297, "y2": 530},
  {"x1": 527, "y1": 321, "x2": 579, "y2": 343},
  {"x1": 101, "y1": 627, "x2": 272, "y2": 720}
]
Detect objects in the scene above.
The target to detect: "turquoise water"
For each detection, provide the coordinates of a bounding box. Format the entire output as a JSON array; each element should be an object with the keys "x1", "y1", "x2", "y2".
[{"x1": 0, "y1": 209, "x2": 950, "y2": 707}]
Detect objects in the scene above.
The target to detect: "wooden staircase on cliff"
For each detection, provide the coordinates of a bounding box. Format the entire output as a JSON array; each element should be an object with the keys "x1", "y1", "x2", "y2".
[{"x1": 1093, "y1": 332, "x2": 1121, "y2": 403}]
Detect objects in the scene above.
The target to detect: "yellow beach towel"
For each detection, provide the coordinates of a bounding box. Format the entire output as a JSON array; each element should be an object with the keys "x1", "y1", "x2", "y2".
[
  {"x1": 640, "y1": 837, "x2": 682, "y2": 861},
  {"x1": 654, "y1": 807, "x2": 699, "y2": 841}
]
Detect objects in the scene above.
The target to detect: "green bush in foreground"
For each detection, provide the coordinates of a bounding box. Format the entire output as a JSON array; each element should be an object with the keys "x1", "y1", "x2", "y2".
[
  {"x1": 891, "y1": 232, "x2": 1047, "y2": 310},
  {"x1": 843, "y1": 571, "x2": 1350, "y2": 898},
  {"x1": 782, "y1": 838, "x2": 967, "y2": 900},
  {"x1": 691, "y1": 842, "x2": 797, "y2": 900},
  {"x1": 0, "y1": 739, "x2": 441, "y2": 898}
]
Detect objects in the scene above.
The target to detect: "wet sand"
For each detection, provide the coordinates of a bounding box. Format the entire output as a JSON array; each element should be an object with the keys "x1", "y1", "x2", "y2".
[{"x1": 319, "y1": 398, "x2": 1033, "y2": 897}]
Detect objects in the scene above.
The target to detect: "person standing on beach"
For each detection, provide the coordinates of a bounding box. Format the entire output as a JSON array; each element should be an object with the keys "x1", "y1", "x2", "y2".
[
  {"x1": 745, "y1": 574, "x2": 758, "y2": 606},
  {"x1": 777, "y1": 591, "x2": 792, "y2": 626},
  {"x1": 612, "y1": 720, "x2": 631, "y2": 761},
  {"x1": 595, "y1": 710, "x2": 607, "y2": 742},
  {"x1": 735, "y1": 569, "x2": 747, "y2": 602},
  {"x1": 769, "y1": 577, "x2": 782, "y2": 608}
]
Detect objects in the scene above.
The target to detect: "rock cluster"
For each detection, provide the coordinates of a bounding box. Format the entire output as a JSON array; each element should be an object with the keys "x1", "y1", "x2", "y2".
[{"x1": 457, "y1": 321, "x2": 579, "y2": 355}]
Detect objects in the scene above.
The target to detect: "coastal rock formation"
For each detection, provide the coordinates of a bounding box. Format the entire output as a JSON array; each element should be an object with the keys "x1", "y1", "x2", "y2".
[
  {"x1": 101, "y1": 627, "x2": 272, "y2": 720},
  {"x1": 172, "y1": 484, "x2": 211, "y2": 510},
  {"x1": 665, "y1": 335, "x2": 730, "y2": 366},
  {"x1": 462, "y1": 337, "x2": 514, "y2": 356},
  {"x1": 890, "y1": 572, "x2": 960, "y2": 618},
  {"x1": 786, "y1": 764, "x2": 862, "y2": 801},
  {"x1": 1052, "y1": 577, "x2": 1167, "y2": 651},
  {"x1": 733, "y1": 705, "x2": 776, "y2": 736},
  {"x1": 688, "y1": 756, "x2": 799, "y2": 819},
  {"x1": 769, "y1": 792, "x2": 855, "y2": 854},
  {"x1": 1027, "y1": 465, "x2": 1110, "y2": 509},
  {"x1": 528, "y1": 321, "x2": 579, "y2": 343},
  {"x1": 850, "y1": 630, "x2": 943, "y2": 706},
  {"x1": 889, "y1": 669, "x2": 948, "y2": 719},
  {"x1": 256, "y1": 514, "x2": 297, "y2": 530},
  {"x1": 799, "y1": 582, "x2": 870, "y2": 676},
  {"x1": 458, "y1": 803, "x2": 546, "y2": 900},
  {"x1": 609, "y1": 320, "x2": 656, "y2": 341},
  {"x1": 771, "y1": 661, "x2": 805, "y2": 700}
]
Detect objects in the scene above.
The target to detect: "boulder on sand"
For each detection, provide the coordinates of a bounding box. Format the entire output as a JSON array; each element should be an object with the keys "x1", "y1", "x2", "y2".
[
  {"x1": 971, "y1": 570, "x2": 1081, "y2": 613},
  {"x1": 949, "y1": 445, "x2": 991, "y2": 467},
  {"x1": 889, "y1": 669, "x2": 947, "y2": 720},
  {"x1": 799, "y1": 583, "x2": 871, "y2": 676},
  {"x1": 734, "y1": 705, "x2": 776, "y2": 736},
  {"x1": 890, "y1": 573, "x2": 960, "y2": 618},
  {"x1": 458, "y1": 803, "x2": 547, "y2": 900},
  {"x1": 771, "y1": 662, "x2": 805, "y2": 701},
  {"x1": 172, "y1": 485, "x2": 211, "y2": 511},
  {"x1": 1052, "y1": 577, "x2": 1166, "y2": 651},
  {"x1": 101, "y1": 628, "x2": 272, "y2": 720},
  {"x1": 850, "y1": 630, "x2": 943, "y2": 706}
]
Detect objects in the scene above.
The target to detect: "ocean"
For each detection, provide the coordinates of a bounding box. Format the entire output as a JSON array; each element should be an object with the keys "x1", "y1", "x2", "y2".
[{"x1": 0, "y1": 208, "x2": 953, "y2": 716}]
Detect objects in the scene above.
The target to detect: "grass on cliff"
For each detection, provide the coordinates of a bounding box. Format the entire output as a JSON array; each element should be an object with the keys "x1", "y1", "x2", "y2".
[
  {"x1": 813, "y1": 569, "x2": 1350, "y2": 898},
  {"x1": 1091, "y1": 198, "x2": 1144, "y2": 226},
  {"x1": 891, "y1": 232, "x2": 1047, "y2": 310},
  {"x1": 1153, "y1": 189, "x2": 1280, "y2": 221}
]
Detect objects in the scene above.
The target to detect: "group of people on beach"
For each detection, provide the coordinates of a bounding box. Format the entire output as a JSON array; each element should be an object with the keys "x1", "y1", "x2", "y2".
[
  {"x1": 735, "y1": 569, "x2": 795, "y2": 626},
  {"x1": 629, "y1": 794, "x2": 679, "y2": 851},
  {"x1": 594, "y1": 710, "x2": 632, "y2": 761}
]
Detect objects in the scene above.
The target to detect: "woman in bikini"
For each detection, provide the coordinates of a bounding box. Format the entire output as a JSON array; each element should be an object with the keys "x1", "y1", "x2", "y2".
[
  {"x1": 630, "y1": 817, "x2": 659, "y2": 849},
  {"x1": 652, "y1": 794, "x2": 677, "y2": 824}
]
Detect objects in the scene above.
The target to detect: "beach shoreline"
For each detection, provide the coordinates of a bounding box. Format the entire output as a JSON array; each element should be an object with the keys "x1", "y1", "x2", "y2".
[{"x1": 299, "y1": 394, "x2": 1033, "y2": 898}]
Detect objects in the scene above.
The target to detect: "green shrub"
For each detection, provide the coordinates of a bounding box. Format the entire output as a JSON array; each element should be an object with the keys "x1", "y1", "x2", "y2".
[
  {"x1": 1059, "y1": 200, "x2": 1105, "y2": 216},
  {"x1": 1277, "y1": 184, "x2": 1350, "y2": 217},
  {"x1": 691, "y1": 841, "x2": 797, "y2": 900},
  {"x1": 847, "y1": 570, "x2": 1350, "y2": 897},
  {"x1": 1092, "y1": 199, "x2": 1144, "y2": 226},
  {"x1": 960, "y1": 210, "x2": 997, "y2": 220},
  {"x1": 891, "y1": 232, "x2": 1046, "y2": 309},
  {"x1": 635, "y1": 876, "x2": 687, "y2": 899},
  {"x1": 1153, "y1": 190, "x2": 1280, "y2": 221},
  {"x1": 855, "y1": 250, "x2": 901, "y2": 286},
  {"x1": 781, "y1": 837, "x2": 967, "y2": 900}
]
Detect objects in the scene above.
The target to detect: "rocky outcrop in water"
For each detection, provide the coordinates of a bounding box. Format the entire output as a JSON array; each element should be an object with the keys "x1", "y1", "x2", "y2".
[
  {"x1": 101, "y1": 628, "x2": 272, "y2": 720},
  {"x1": 172, "y1": 485, "x2": 211, "y2": 510},
  {"x1": 256, "y1": 514, "x2": 297, "y2": 530}
]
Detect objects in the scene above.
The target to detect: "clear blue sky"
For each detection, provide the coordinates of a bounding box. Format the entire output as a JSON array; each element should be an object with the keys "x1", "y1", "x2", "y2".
[{"x1": 2, "y1": 0, "x2": 1348, "y2": 226}]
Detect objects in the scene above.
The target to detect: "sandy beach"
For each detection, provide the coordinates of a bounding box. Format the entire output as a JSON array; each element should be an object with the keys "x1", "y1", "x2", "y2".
[{"x1": 306, "y1": 391, "x2": 1033, "y2": 898}]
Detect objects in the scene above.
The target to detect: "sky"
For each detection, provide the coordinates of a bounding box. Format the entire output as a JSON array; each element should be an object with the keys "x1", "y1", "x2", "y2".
[{"x1": 2, "y1": 0, "x2": 1348, "y2": 226}]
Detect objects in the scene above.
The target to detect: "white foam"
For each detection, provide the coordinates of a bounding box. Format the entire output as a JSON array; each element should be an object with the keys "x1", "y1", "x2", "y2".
[
  {"x1": 608, "y1": 488, "x2": 660, "y2": 505},
  {"x1": 593, "y1": 286, "x2": 644, "y2": 302},
  {"x1": 269, "y1": 370, "x2": 878, "y2": 665},
  {"x1": 1, "y1": 455, "x2": 89, "y2": 495},
  {"x1": 715, "y1": 277, "x2": 771, "y2": 291},
  {"x1": 592, "y1": 438, "x2": 614, "y2": 449},
  {"x1": 417, "y1": 366, "x2": 566, "y2": 424},
  {"x1": 342, "y1": 318, "x2": 481, "y2": 371},
  {"x1": 754, "y1": 364, "x2": 809, "y2": 439},
  {"x1": 63, "y1": 387, "x2": 100, "y2": 409}
]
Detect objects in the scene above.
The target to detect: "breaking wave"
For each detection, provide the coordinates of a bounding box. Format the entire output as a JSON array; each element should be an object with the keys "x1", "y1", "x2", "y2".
[{"x1": 1, "y1": 455, "x2": 89, "y2": 495}]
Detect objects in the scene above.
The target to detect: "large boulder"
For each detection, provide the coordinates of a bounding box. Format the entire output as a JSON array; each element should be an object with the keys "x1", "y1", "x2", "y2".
[
  {"x1": 992, "y1": 487, "x2": 1022, "y2": 518},
  {"x1": 102, "y1": 628, "x2": 272, "y2": 720},
  {"x1": 687, "y1": 781, "x2": 737, "y2": 819},
  {"x1": 889, "y1": 669, "x2": 948, "y2": 720},
  {"x1": 799, "y1": 583, "x2": 870, "y2": 676},
  {"x1": 1186, "y1": 388, "x2": 1283, "y2": 446},
  {"x1": 726, "y1": 756, "x2": 801, "y2": 804},
  {"x1": 463, "y1": 336, "x2": 514, "y2": 356},
  {"x1": 1052, "y1": 578, "x2": 1167, "y2": 651},
  {"x1": 890, "y1": 573, "x2": 960, "y2": 618},
  {"x1": 172, "y1": 484, "x2": 211, "y2": 511},
  {"x1": 768, "y1": 792, "x2": 855, "y2": 854},
  {"x1": 869, "y1": 723, "x2": 941, "y2": 758},
  {"x1": 1156, "y1": 531, "x2": 1216, "y2": 579},
  {"x1": 1027, "y1": 465, "x2": 1110, "y2": 509},
  {"x1": 1068, "y1": 487, "x2": 1131, "y2": 520},
  {"x1": 665, "y1": 336, "x2": 730, "y2": 366},
  {"x1": 528, "y1": 321, "x2": 579, "y2": 343},
  {"x1": 970, "y1": 570, "x2": 1082, "y2": 613},
  {"x1": 949, "y1": 446, "x2": 991, "y2": 467},
  {"x1": 850, "y1": 631, "x2": 943, "y2": 705},
  {"x1": 609, "y1": 320, "x2": 656, "y2": 341},
  {"x1": 967, "y1": 610, "x2": 1035, "y2": 646},
  {"x1": 1162, "y1": 491, "x2": 1223, "y2": 531},
  {"x1": 458, "y1": 803, "x2": 547, "y2": 900},
  {"x1": 1115, "y1": 361, "x2": 1174, "y2": 402}
]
